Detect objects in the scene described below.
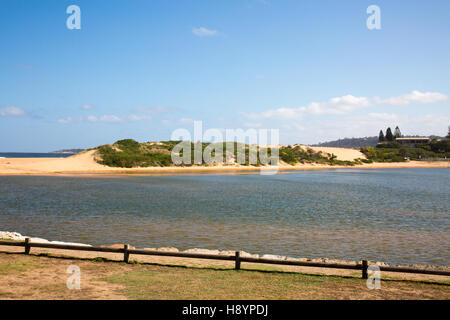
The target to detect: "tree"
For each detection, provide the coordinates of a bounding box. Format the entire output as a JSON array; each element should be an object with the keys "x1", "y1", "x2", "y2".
[
  {"x1": 378, "y1": 130, "x2": 385, "y2": 142},
  {"x1": 447, "y1": 125, "x2": 450, "y2": 139},
  {"x1": 394, "y1": 126, "x2": 402, "y2": 138},
  {"x1": 385, "y1": 127, "x2": 394, "y2": 141},
  {"x1": 329, "y1": 153, "x2": 337, "y2": 165}
]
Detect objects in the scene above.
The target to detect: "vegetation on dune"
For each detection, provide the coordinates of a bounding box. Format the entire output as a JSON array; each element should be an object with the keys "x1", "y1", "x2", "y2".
[
  {"x1": 361, "y1": 139, "x2": 450, "y2": 162},
  {"x1": 95, "y1": 139, "x2": 365, "y2": 168},
  {"x1": 278, "y1": 145, "x2": 363, "y2": 166},
  {"x1": 95, "y1": 139, "x2": 277, "y2": 168},
  {"x1": 363, "y1": 126, "x2": 450, "y2": 162},
  {"x1": 97, "y1": 139, "x2": 173, "y2": 168},
  {"x1": 94, "y1": 132, "x2": 450, "y2": 168}
]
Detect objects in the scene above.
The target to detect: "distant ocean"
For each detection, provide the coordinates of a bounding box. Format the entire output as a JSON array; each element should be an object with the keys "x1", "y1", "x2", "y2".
[{"x1": 0, "y1": 153, "x2": 74, "y2": 158}]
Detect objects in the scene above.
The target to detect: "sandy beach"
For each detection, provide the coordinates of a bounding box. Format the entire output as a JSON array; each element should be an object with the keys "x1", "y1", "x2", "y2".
[{"x1": 0, "y1": 148, "x2": 448, "y2": 175}]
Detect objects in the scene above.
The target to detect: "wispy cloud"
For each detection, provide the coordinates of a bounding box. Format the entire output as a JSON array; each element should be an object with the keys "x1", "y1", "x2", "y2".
[
  {"x1": 0, "y1": 106, "x2": 27, "y2": 117},
  {"x1": 313, "y1": 113, "x2": 450, "y2": 142},
  {"x1": 127, "y1": 114, "x2": 152, "y2": 121},
  {"x1": 57, "y1": 117, "x2": 75, "y2": 124},
  {"x1": 242, "y1": 122, "x2": 262, "y2": 128},
  {"x1": 178, "y1": 117, "x2": 195, "y2": 124},
  {"x1": 137, "y1": 106, "x2": 182, "y2": 114},
  {"x1": 86, "y1": 115, "x2": 122, "y2": 123},
  {"x1": 279, "y1": 112, "x2": 450, "y2": 145},
  {"x1": 374, "y1": 90, "x2": 448, "y2": 106},
  {"x1": 243, "y1": 90, "x2": 448, "y2": 120},
  {"x1": 244, "y1": 95, "x2": 371, "y2": 120},
  {"x1": 57, "y1": 113, "x2": 152, "y2": 124},
  {"x1": 192, "y1": 27, "x2": 218, "y2": 37},
  {"x1": 80, "y1": 104, "x2": 93, "y2": 110}
]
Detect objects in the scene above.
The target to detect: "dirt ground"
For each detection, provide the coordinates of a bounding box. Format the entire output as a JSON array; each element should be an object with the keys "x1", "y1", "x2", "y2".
[{"x1": 0, "y1": 249, "x2": 448, "y2": 300}]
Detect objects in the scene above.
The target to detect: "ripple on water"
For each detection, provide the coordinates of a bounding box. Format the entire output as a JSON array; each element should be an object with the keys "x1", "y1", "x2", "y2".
[{"x1": 0, "y1": 168, "x2": 448, "y2": 265}]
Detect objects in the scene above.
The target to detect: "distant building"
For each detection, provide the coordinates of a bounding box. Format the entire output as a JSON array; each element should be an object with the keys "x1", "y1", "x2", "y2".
[{"x1": 395, "y1": 137, "x2": 430, "y2": 147}]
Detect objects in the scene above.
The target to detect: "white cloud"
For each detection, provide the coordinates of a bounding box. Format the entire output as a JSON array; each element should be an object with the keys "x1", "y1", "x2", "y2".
[
  {"x1": 281, "y1": 113, "x2": 450, "y2": 145},
  {"x1": 58, "y1": 113, "x2": 153, "y2": 124},
  {"x1": 86, "y1": 115, "x2": 98, "y2": 122},
  {"x1": 375, "y1": 90, "x2": 448, "y2": 106},
  {"x1": 57, "y1": 117, "x2": 75, "y2": 124},
  {"x1": 239, "y1": 90, "x2": 448, "y2": 144},
  {"x1": 243, "y1": 90, "x2": 447, "y2": 121},
  {"x1": 192, "y1": 27, "x2": 218, "y2": 37},
  {"x1": 127, "y1": 114, "x2": 152, "y2": 121},
  {"x1": 87, "y1": 115, "x2": 122, "y2": 123},
  {"x1": 242, "y1": 122, "x2": 262, "y2": 128},
  {"x1": 307, "y1": 95, "x2": 371, "y2": 115},
  {"x1": 281, "y1": 123, "x2": 306, "y2": 131},
  {"x1": 80, "y1": 104, "x2": 93, "y2": 110},
  {"x1": 244, "y1": 94, "x2": 371, "y2": 120},
  {"x1": 367, "y1": 113, "x2": 399, "y2": 121},
  {"x1": 98, "y1": 115, "x2": 122, "y2": 122},
  {"x1": 0, "y1": 106, "x2": 26, "y2": 117},
  {"x1": 179, "y1": 118, "x2": 195, "y2": 124},
  {"x1": 137, "y1": 106, "x2": 182, "y2": 114}
]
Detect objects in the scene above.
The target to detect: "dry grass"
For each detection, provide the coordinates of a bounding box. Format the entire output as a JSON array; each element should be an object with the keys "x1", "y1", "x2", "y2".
[
  {"x1": 0, "y1": 253, "x2": 448, "y2": 300},
  {"x1": 101, "y1": 265, "x2": 449, "y2": 300}
]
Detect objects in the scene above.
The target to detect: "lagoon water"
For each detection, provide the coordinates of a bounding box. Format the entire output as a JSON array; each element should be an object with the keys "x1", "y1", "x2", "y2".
[{"x1": 0, "y1": 168, "x2": 449, "y2": 266}]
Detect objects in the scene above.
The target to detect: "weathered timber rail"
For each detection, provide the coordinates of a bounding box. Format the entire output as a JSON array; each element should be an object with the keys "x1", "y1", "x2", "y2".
[{"x1": 1, "y1": 239, "x2": 449, "y2": 279}]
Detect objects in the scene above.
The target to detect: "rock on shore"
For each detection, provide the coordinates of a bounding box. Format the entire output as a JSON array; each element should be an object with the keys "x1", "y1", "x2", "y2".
[
  {"x1": 0, "y1": 231, "x2": 91, "y2": 247},
  {"x1": 2, "y1": 231, "x2": 449, "y2": 271}
]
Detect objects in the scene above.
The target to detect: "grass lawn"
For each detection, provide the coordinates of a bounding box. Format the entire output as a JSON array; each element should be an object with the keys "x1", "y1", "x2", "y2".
[{"x1": 0, "y1": 253, "x2": 448, "y2": 300}]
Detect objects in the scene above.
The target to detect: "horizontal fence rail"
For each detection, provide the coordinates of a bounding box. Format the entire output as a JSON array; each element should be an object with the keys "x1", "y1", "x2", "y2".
[{"x1": 0, "y1": 239, "x2": 449, "y2": 279}]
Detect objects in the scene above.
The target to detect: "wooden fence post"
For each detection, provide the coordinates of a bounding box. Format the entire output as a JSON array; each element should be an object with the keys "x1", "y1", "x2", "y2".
[
  {"x1": 24, "y1": 238, "x2": 30, "y2": 254},
  {"x1": 124, "y1": 244, "x2": 129, "y2": 263},
  {"x1": 362, "y1": 260, "x2": 368, "y2": 279},
  {"x1": 235, "y1": 251, "x2": 240, "y2": 270}
]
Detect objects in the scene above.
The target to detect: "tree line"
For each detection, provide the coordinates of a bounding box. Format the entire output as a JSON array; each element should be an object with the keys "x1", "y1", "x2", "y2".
[
  {"x1": 379, "y1": 125, "x2": 450, "y2": 142},
  {"x1": 378, "y1": 126, "x2": 402, "y2": 142}
]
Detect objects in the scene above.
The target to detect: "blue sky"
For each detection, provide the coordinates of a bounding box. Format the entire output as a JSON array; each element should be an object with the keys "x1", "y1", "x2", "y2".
[{"x1": 1, "y1": 0, "x2": 449, "y2": 151}]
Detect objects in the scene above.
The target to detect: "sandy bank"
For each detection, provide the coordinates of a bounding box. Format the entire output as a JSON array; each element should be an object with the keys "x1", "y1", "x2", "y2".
[
  {"x1": 0, "y1": 149, "x2": 448, "y2": 175},
  {"x1": 1, "y1": 231, "x2": 448, "y2": 274}
]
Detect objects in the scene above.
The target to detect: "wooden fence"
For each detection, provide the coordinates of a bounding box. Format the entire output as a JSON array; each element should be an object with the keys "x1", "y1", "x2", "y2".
[{"x1": 1, "y1": 238, "x2": 449, "y2": 279}]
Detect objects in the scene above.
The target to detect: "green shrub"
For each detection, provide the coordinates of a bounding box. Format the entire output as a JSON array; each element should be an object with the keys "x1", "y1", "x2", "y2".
[
  {"x1": 115, "y1": 139, "x2": 140, "y2": 150},
  {"x1": 361, "y1": 141, "x2": 448, "y2": 162},
  {"x1": 376, "y1": 142, "x2": 402, "y2": 149},
  {"x1": 97, "y1": 140, "x2": 173, "y2": 168}
]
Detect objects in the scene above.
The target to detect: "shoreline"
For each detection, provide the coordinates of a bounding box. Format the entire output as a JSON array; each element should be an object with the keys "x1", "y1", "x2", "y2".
[
  {"x1": 0, "y1": 159, "x2": 448, "y2": 176},
  {"x1": 1, "y1": 231, "x2": 448, "y2": 271},
  {"x1": 0, "y1": 149, "x2": 448, "y2": 176}
]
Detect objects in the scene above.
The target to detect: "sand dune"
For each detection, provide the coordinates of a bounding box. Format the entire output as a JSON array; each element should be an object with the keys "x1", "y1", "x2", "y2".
[
  {"x1": 0, "y1": 150, "x2": 106, "y2": 174},
  {"x1": 0, "y1": 148, "x2": 448, "y2": 175},
  {"x1": 305, "y1": 146, "x2": 365, "y2": 161}
]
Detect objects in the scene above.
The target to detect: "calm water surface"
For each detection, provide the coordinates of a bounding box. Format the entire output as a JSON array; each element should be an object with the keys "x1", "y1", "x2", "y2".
[{"x1": 0, "y1": 168, "x2": 448, "y2": 265}]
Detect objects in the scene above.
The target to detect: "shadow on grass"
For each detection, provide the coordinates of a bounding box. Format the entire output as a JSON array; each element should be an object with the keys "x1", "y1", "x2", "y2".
[{"x1": 0, "y1": 250, "x2": 448, "y2": 287}]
